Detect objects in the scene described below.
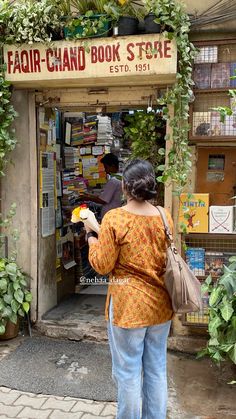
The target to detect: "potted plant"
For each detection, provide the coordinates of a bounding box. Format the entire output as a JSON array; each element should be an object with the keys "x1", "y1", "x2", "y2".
[
  {"x1": 0, "y1": 0, "x2": 11, "y2": 42},
  {"x1": 5, "y1": 0, "x2": 64, "y2": 44},
  {"x1": 0, "y1": 204, "x2": 32, "y2": 340},
  {"x1": 64, "y1": 0, "x2": 111, "y2": 39},
  {"x1": 142, "y1": 0, "x2": 173, "y2": 34},
  {"x1": 0, "y1": 259, "x2": 32, "y2": 340},
  {"x1": 105, "y1": 0, "x2": 141, "y2": 36},
  {"x1": 198, "y1": 256, "x2": 236, "y2": 365}
]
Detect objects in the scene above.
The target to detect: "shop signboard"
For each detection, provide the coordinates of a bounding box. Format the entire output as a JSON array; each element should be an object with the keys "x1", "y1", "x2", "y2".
[{"x1": 4, "y1": 34, "x2": 177, "y2": 87}]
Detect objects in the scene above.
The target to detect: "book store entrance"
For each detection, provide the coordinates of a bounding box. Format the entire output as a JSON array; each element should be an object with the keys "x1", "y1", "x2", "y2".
[{"x1": 37, "y1": 88, "x2": 167, "y2": 335}]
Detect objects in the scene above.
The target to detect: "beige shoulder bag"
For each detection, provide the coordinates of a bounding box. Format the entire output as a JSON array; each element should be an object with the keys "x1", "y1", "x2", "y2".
[{"x1": 157, "y1": 206, "x2": 202, "y2": 314}]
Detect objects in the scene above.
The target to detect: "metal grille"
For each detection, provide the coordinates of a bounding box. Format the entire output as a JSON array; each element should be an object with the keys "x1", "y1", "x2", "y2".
[
  {"x1": 191, "y1": 92, "x2": 235, "y2": 137},
  {"x1": 182, "y1": 234, "x2": 236, "y2": 326},
  {"x1": 192, "y1": 42, "x2": 236, "y2": 138}
]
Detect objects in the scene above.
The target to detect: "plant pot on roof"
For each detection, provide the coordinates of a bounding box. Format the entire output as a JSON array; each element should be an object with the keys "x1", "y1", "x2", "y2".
[
  {"x1": 0, "y1": 258, "x2": 32, "y2": 340},
  {"x1": 4, "y1": 0, "x2": 64, "y2": 45},
  {"x1": 144, "y1": 13, "x2": 161, "y2": 34},
  {"x1": 104, "y1": 0, "x2": 142, "y2": 36},
  {"x1": 143, "y1": 1, "x2": 174, "y2": 34},
  {"x1": 64, "y1": 0, "x2": 111, "y2": 39}
]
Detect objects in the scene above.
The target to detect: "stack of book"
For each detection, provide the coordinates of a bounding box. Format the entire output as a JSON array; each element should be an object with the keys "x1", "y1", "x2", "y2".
[
  {"x1": 64, "y1": 147, "x2": 76, "y2": 169},
  {"x1": 97, "y1": 115, "x2": 114, "y2": 144},
  {"x1": 83, "y1": 115, "x2": 98, "y2": 144},
  {"x1": 71, "y1": 119, "x2": 84, "y2": 146}
]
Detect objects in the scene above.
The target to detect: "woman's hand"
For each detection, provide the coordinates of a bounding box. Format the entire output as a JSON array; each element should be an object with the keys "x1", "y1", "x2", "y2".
[{"x1": 84, "y1": 225, "x2": 93, "y2": 234}]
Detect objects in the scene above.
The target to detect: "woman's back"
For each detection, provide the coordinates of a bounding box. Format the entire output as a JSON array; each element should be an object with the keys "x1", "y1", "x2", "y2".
[{"x1": 89, "y1": 206, "x2": 173, "y2": 328}]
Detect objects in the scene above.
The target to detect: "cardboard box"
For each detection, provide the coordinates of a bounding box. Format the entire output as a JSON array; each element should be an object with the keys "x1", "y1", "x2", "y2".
[
  {"x1": 209, "y1": 206, "x2": 234, "y2": 234},
  {"x1": 179, "y1": 193, "x2": 209, "y2": 233}
]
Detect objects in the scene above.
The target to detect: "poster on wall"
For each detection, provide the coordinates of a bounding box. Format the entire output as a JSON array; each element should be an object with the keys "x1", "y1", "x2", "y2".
[
  {"x1": 40, "y1": 151, "x2": 56, "y2": 237},
  {"x1": 61, "y1": 229, "x2": 76, "y2": 270}
]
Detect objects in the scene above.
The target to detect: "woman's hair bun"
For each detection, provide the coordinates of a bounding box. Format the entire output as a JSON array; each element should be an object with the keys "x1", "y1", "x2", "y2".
[{"x1": 123, "y1": 159, "x2": 157, "y2": 202}]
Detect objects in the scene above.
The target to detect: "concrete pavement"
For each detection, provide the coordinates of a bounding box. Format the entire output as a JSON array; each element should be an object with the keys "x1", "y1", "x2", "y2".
[{"x1": 0, "y1": 387, "x2": 116, "y2": 418}]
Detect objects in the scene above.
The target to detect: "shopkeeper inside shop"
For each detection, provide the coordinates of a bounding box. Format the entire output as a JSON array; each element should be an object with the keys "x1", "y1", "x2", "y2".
[{"x1": 81, "y1": 153, "x2": 122, "y2": 219}]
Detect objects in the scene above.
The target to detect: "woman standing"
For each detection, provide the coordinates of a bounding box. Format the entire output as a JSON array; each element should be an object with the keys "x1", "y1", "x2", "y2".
[{"x1": 86, "y1": 159, "x2": 173, "y2": 419}]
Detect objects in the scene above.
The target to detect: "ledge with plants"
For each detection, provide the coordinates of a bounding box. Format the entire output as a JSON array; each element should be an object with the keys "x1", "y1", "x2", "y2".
[{"x1": 0, "y1": 0, "x2": 196, "y2": 192}]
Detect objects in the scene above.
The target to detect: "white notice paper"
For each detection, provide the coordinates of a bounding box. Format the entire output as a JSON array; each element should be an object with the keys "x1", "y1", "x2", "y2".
[{"x1": 41, "y1": 152, "x2": 56, "y2": 237}]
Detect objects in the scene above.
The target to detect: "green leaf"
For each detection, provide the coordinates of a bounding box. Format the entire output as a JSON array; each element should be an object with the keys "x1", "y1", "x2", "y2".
[
  {"x1": 209, "y1": 286, "x2": 223, "y2": 307},
  {"x1": 9, "y1": 312, "x2": 17, "y2": 325},
  {"x1": 3, "y1": 294, "x2": 13, "y2": 305},
  {"x1": 5, "y1": 262, "x2": 17, "y2": 276},
  {"x1": 196, "y1": 348, "x2": 208, "y2": 359},
  {"x1": 25, "y1": 293, "x2": 32, "y2": 303},
  {"x1": 228, "y1": 344, "x2": 236, "y2": 364},
  {"x1": 19, "y1": 278, "x2": 27, "y2": 287},
  {"x1": 212, "y1": 351, "x2": 224, "y2": 362},
  {"x1": 11, "y1": 299, "x2": 19, "y2": 314},
  {"x1": 2, "y1": 306, "x2": 12, "y2": 318},
  {"x1": 13, "y1": 282, "x2": 20, "y2": 291},
  {"x1": 220, "y1": 300, "x2": 234, "y2": 322},
  {"x1": 208, "y1": 316, "x2": 222, "y2": 337},
  {"x1": 205, "y1": 275, "x2": 212, "y2": 286},
  {"x1": 0, "y1": 278, "x2": 7, "y2": 292},
  {"x1": 14, "y1": 289, "x2": 24, "y2": 304},
  {"x1": 158, "y1": 148, "x2": 165, "y2": 156},
  {"x1": 18, "y1": 308, "x2": 25, "y2": 317},
  {"x1": 22, "y1": 302, "x2": 30, "y2": 313},
  {"x1": 208, "y1": 337, "x2": 219, "y2": 346},
  {"x1": 0, "y1": 324, "x2": 6, "y2": 335}
]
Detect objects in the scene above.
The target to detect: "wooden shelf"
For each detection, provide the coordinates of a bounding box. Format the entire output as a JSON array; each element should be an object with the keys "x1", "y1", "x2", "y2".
[
  {"x1": 193, "y1": 88, "x2": 230, "y2": 94},
  {"x1": 189, "y1": 136, "x2": 236, "y2": 143},
  {"x1": 184, "y1": 233, "x2": 236, "y2": 239}
]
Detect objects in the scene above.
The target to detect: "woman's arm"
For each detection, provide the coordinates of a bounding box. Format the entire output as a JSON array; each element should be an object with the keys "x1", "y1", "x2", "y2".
[{"x1": 88, "y1": 213, "x2": 119, "y2": 275}]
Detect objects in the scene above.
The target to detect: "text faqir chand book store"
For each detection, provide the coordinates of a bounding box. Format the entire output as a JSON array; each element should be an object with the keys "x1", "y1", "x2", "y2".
[{"x1": 2, "y1": 33, "x2": 213, "y2": 350}]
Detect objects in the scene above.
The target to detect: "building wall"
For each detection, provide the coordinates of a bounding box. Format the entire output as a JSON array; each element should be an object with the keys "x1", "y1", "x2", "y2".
[{"x1": 1, "y1": 91, "x2": 32, "y2": 271}]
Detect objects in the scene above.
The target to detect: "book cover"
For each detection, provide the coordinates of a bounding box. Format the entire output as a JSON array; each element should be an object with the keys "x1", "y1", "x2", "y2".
[
  {"x1": 209, "y1": 206, "x2": 234, "y2": 234},
  {"x1": 211, "y1": 63, "x2": 230, "y2": 88},
  {"x1": 205, "y1": 252, "x2": 224, "y2": 278},
  {"x1": 193, "y1": 64, "x2": 211, "y2": 89},
  {"x1": 179, "y1": 193, "x2": 209, "y2": 233},
  {"x1": 185, "y1": 248, "x2": 205, "y2": 276}
]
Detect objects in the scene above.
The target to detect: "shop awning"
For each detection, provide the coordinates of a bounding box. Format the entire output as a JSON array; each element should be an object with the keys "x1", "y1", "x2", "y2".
[{"x1": 4, "y1": 34, "x2": 177, "y2": 89}]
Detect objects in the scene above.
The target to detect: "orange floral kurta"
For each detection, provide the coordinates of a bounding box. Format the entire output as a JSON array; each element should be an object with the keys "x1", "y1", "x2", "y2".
[{"x1": 89, "y1": 207, "x2": 173, "y2": 328}]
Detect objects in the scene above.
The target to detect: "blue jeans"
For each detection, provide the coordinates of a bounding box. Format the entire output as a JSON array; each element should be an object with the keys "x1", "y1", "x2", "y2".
[{"x1": 107, "y1": 299, "x2": 171, "y2": 419}]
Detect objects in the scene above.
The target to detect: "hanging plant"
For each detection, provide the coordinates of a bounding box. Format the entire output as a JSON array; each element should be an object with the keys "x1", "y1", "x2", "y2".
[
  {"x1": 143, "y1": 0, "x2": 197, "y2": 190},
  {"x1": 5, "y1": 0, "x2": 64, "y2": 45},
  {"x1": 0, "y1": 72, "x2": 17, "y2": 177},
  {"x1": 124, "y1": 110, "x2": 165, "y2": 174}
]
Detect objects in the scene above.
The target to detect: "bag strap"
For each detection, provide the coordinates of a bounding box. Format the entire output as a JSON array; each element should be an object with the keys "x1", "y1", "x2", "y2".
[{"x1": 156, "y1": 206, "x2": 174, "y2": 243}]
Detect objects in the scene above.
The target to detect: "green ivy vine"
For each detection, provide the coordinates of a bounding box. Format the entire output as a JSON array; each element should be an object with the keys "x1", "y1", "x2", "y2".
[
  {"x1": 0, "y1": 72, "x2": 17, "y2": 177},
  {"x1": 0, "y1": 0, "x2": 196, "y2": 190},
  {"x1": 144, "y1": 0, "x2": 197, "y2": 190},
  {"x1": 124, "y1": 110, "x2": 165, "y2": 173}
]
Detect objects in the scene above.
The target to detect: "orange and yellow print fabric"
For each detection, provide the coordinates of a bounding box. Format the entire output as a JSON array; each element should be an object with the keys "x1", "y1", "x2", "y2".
[{"x1": 89, "y1": 207, "x2": 173, "y2": 328}]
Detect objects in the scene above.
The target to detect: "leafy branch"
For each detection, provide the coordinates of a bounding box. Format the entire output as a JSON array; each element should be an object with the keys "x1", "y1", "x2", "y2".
[
  {"x1": 198, "y1": 257, "x2": 236, "y2": 365},
  {"x1": 144, "y1": 0, "x2": 197, "y2": 190}
]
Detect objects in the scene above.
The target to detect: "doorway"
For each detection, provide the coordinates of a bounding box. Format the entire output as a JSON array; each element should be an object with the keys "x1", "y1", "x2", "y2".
[{"x1": 36, "y1": 94, "x2": 167, "y2": 336}]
